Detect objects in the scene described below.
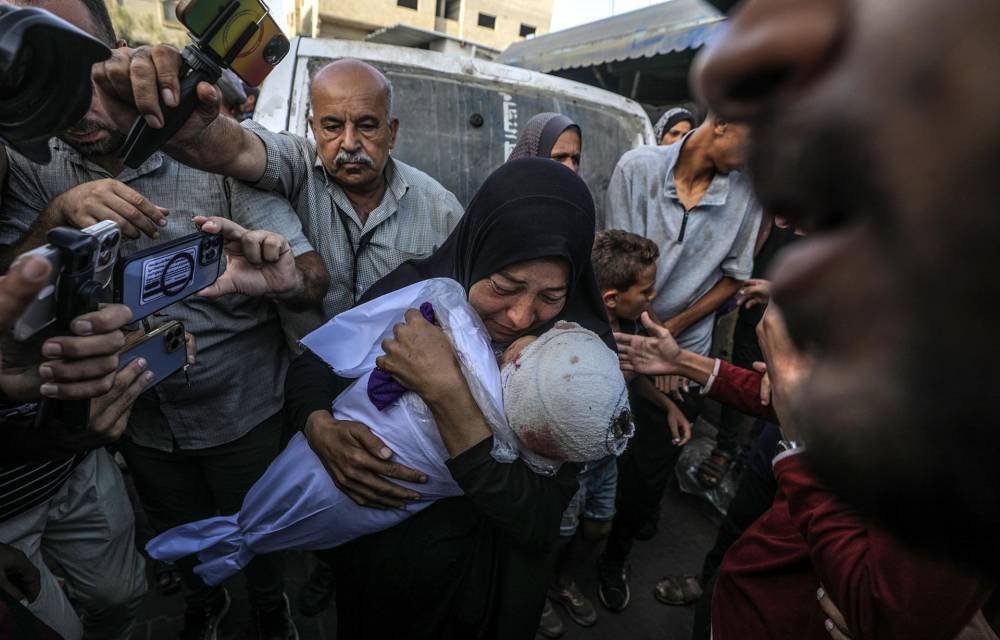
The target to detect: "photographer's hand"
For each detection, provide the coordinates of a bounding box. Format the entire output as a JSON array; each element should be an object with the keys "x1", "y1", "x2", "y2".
[
  {"x1": 193, "y1": 216, "x2": 304, "y2": 300},
  {"x1": 37, "y1": 305, "x2": 132, "y2": 400},
  {"x1": 0, "y1": 257, "x2": 52, "y2": 398},
  {"x1": 93, "y1": 46, "x2": 266, "y2": 182},
  {"x1": 86, "y1": 357, "x2": 152, "y2": 443},
  {"x1": 47, "y1": 179, "x2": 168, "y2": 239},
  {"x1": 0, "y1": 542, "x2": 40, "y2": 604}
]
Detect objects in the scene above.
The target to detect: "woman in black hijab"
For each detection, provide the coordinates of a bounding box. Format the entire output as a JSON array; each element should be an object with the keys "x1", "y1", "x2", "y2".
[
  {"x1": 506, "y1": 112, "x2": 582, "y2": 173},
  {"x1": 284, "y1": 158, "x2": 611, "y2": 639}
]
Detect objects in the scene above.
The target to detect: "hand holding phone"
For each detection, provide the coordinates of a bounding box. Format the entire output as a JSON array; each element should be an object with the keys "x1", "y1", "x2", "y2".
[
  {"x1": 117, "y1": 321, "x2": 189, "y2": 389},
  {"x1": 119, "y1": 0, "x2": 289, "y2": 168},
  {"x1": 192, "y1": 216, "x2": 299, "y2": 299},
  {"x1": 113, "y1": 230, "x2": 223, "y2": 323}
]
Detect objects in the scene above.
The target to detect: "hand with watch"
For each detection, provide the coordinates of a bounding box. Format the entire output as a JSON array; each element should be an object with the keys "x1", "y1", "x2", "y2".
[{"x1": 756, "y1": 303, "x2": 813, "y2": 452}]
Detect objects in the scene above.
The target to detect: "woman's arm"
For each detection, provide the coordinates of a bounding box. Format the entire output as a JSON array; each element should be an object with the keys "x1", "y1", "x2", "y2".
[
  {"x1": 448, "y1": 438, "x2": 580, "y2": 553},
  {"x1": 287, "y1": 350, "x2": 429, "y2": 510},
  {"x1": 377, "y1": 308, "x2": 578, "y2": 551}
]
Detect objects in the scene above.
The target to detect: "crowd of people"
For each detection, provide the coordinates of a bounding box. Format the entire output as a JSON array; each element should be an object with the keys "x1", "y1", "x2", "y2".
[{"x1": 0, "y1": 0, "x2": 998, "y2": 639}]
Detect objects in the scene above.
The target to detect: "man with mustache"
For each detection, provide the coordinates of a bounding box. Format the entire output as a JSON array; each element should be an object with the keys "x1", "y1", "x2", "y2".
[{"x1": 210, "y1": 59, "x2": 464, "y2": 325}]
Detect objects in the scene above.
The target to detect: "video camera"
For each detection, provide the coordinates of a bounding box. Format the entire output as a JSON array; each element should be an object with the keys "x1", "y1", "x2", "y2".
[
  {"x1": 119, "y1": 0, "x2": 290, "y2": 168},
  {"x1": 0, "y1": 6, "x2": 110, "y2": 163}
]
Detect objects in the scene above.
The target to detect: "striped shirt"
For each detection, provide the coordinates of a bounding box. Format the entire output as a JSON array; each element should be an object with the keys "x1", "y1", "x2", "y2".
[
  {"x1": 243, "y1": 121, "x2": 464, "y2": 319},
  {"x1": 0, "y1": 140, "x2": 313, "y2": 451},
  {"x1": 0, "y1": 401, "x2": 82, "y2": 523}
]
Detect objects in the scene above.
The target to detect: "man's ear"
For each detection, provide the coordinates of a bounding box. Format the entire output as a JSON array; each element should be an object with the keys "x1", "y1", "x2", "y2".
[
  {"x1": 115, "y1": 39, "x2": 128, "y2": 48},
  {"x1": 602, "y1": 289, "x2": 619, "y2": 309},
  {"x1": 714, "y1": 119, "x2": 728, "y2": 137},
  {"x1": 388, "y1": 118, "x2": 400, "y2": 150}
]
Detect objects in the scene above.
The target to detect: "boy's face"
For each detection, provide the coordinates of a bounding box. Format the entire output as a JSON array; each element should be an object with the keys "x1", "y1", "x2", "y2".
[{"x1": 604, "y1": 265, "x2": 657, "y2": 322}]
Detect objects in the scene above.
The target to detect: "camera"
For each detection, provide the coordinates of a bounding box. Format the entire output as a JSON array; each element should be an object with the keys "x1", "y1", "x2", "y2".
[
  {"x1": 119, "y1": 0, "x2": 289, "y2": 168},
  {"x1": 11, "y1": 221, "x2": 122, "y2": 341},
  {"x1": 0, "y1": 7, "x2": 110, "y2": 163}
]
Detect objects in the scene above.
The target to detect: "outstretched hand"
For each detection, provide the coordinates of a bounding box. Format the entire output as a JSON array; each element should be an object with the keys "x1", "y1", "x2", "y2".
[
  {"x1": 757, "y1": 304, "x2": 812, "y2": 439},
  {"x1": 193, "y1": 216, "x2": 302, "y2": 299},
  {"x1": 615, "y1": 311, "x2": 683, "y2": 376}
]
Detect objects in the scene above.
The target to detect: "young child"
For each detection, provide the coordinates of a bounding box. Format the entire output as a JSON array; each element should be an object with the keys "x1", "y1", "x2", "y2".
[
  {"x1": 539, "y1": 230, "x2": 690, "y2": 635},
  {"x1": 146, "y1": 278, "x2": 632, "y2": 586}
]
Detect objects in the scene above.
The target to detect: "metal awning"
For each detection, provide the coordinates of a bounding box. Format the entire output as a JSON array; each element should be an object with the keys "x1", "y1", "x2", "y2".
[{"x1": 497, "y1": 0, "x2": 725, "y2": 74}]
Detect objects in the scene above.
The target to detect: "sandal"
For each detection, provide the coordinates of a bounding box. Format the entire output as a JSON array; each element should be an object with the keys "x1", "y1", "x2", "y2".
[
  {"x1": 654, "y1": 575, "x2": 703, "y2": 606},
  {"x1": 696, "y1": 449, "x2": 735, "y2": 489},
  {"x1": 154, "y1": 559, "x2": 183, "y2": 596}
]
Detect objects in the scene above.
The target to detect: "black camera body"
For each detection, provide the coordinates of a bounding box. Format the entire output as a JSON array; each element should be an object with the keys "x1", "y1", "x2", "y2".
[{"x1": 0, "y1": 7, "x2": 110, "y2": 163}]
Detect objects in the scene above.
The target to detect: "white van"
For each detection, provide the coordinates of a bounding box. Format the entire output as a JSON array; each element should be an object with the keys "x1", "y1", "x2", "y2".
[{"x1": 254, "y1": 37, "x2": 655, "y2": 212}]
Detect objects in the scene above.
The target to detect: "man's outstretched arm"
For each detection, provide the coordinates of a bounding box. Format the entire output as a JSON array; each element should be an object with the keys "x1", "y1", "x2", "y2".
[{"x1": 93, "y1": 45, "x2": 267, "y2": 182}]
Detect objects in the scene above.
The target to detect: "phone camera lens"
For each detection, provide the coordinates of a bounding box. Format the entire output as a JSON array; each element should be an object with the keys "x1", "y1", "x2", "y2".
[{"x1": 263, "y1": 35, "x2": 289, "y2": 66}]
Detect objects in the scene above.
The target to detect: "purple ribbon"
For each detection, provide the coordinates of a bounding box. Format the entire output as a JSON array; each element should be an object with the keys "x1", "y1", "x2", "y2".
[{"x1": 367, "y1": 302, "x2": 437, "y2": 411}]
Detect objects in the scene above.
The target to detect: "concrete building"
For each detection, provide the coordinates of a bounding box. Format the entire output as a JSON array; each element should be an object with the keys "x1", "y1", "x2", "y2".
[
  {"x1": 313, "y1": 0, "x2": 552, "y2": 51},
  {"x1": 106, "y1": 1, "x2": 549, "y2": 54}
]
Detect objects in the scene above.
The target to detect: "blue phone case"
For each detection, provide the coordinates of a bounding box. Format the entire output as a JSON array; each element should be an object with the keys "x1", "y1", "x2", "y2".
[
  {"x1": 118, "y1": 321, "x2": 187, "y2": 387},
  {"x1": 114, "y1": 231, "x2": 223, "y2": 322}
]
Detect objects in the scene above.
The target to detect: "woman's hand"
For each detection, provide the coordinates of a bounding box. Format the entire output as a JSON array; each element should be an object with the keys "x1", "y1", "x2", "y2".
[
  {"x1": 376, "y1": 308, "x2": 464, "y2": 402},
  {"x1": 616, "y1": 311, "x2": 684, "y2": 377},
  {"x1": 304, "y1": 410, "x2": 428, "y2": 510}
]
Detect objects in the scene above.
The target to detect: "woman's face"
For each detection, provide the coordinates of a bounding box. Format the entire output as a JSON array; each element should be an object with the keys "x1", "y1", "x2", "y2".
[
  {"x1": 660, "y1": 120, "x2": 693, "y2": 145},
  {"x1": 468, "y1": 258, "x2": 571, "y2": 342},
  {"x1": 549, "y1": 129, "x2": 582, "y2": 173}
]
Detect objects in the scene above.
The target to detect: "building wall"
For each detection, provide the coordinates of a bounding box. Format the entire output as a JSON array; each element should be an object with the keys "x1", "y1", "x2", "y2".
[
  {"x1": 316, "y1": 0, "x2": 553, "y2": 50},
  {"x1": 105, "y1": 0, "x2": 189, "y2": 47}
]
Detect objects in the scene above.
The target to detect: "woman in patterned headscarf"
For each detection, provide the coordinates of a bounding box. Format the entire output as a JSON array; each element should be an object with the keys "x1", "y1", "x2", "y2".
[
  {"x1": 654, "y1": 107, "x2": 696, "y2": 145},
  {"x1": 507, "y1": 112, "x2": 582, "y2": 173}
]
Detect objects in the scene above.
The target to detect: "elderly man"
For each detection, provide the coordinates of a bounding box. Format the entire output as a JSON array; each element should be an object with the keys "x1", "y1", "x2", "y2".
[
  {"x1": 0, "y1": 2, "x2": 329, "y2": 638},
  {"x1": 693, "y1": 0, "x2": 1000, "y2": 579}
]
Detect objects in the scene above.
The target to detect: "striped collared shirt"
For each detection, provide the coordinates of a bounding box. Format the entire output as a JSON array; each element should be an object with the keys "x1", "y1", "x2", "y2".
[{"x1": 243, "y1": 121, "x2": 464, "y2": 320}]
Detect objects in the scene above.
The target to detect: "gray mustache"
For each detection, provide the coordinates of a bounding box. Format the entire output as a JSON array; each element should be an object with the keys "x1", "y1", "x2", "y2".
[{"x1": 334, "y1": 150, "x2": 374, "y2": 167}]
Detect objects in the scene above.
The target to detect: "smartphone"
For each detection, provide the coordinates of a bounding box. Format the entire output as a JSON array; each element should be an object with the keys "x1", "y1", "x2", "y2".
[
  {"x1": 113, "y1": 231, "x2": 223, "y2": 323},
  {"x1": 118, "y1": 321, "x2": 187, "y2": 388},
  {"x1": 11, "y1": 221, "x2": 122, "y2": 341},
  {"x1": 175, "y1": 0, "x2": 289, "y2": 86}
]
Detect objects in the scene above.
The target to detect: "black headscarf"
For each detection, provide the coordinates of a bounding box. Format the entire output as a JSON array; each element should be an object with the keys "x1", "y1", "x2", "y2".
[
  {"x1": 506, "y1": 113, "x2": 581, "y2": 162},
  {"x1": 361, "y1": 157, "x2": 612, "y2": 348}
]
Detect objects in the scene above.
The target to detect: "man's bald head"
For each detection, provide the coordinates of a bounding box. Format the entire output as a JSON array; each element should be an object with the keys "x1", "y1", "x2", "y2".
[
  {"x1": 307, "y1": 59, "x2": 400, "y2": 194},
  {"x1": 311, "y1": 59, "x2": 394, "y2": 121}
]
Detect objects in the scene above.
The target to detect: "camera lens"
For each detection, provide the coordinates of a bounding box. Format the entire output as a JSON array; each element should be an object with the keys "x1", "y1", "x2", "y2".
[{"x1": 262, "y1": 35, "x2": 289, "y2": 66}]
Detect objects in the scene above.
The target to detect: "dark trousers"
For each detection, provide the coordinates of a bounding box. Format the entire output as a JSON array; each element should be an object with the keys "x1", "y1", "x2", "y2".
[
  {"x1": 604, "y1": 389, "x2": 703, "y2": 563},
  {"x1": 119, "y1": 412, "x2": 286, "y2": 610},
  {"x1": 715, "y1": 320, "x2": 763, "y2": 457},
  {"x1": 690, "y1": 425, "x2": 780, "y2": 640}
]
